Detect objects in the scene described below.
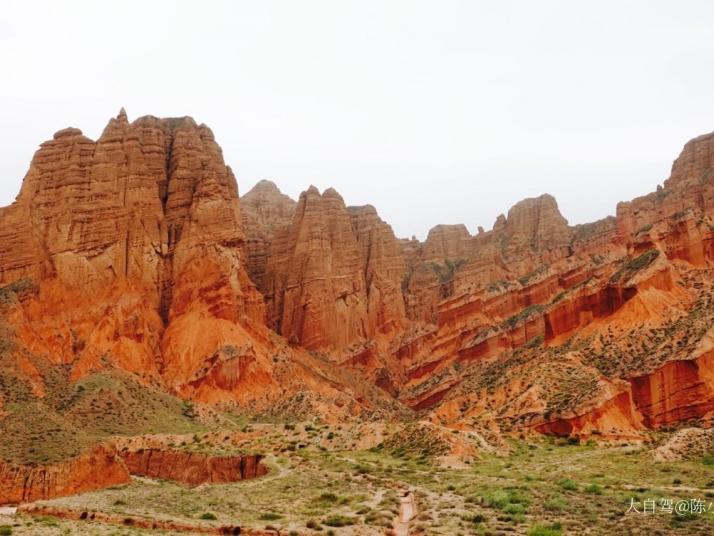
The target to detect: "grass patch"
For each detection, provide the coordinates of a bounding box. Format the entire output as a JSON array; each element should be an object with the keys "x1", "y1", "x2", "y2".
[
  {"x1": 528, "y1": 523, "x2": 563, "y2": 536},
  {"x1": 558, "y1": 479, "x2": 578, "y2": 491},
  {"x1": 544, "y1": 497, "x2": 567, "y2": 511},
  {"x1": 259, "y1": 512, "x2": 282, "y2": 520},
  {"x1": 323, "y1": 514, "x2": 356, "y2": 527},
  {"x1": 584, "y1": 483, "x2": 603, "y2": 494}
]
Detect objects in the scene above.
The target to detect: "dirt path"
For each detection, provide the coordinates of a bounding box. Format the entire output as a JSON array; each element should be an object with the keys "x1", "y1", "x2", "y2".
[{"x1": 393, "y1": 492, "x2": 416, "y2": 536}]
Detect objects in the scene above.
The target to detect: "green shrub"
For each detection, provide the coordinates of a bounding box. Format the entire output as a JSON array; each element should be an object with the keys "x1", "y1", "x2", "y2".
[
  {"x1": 584, "y1": 483, "x2": 603, "y2": 495},
  {"x1": 544, "y1": 497, "x2": 567, "y2": 511},
  {"x1": 558, "y1": 479, "x2": 578, "y2": 491},
  {"x1": 528, "y1": 523, "x2": 562, "y2": 536},
  {"x1": 0, "y1": 526, "x2": 11, "y2": 536},
  {"x1": 483, "y1": 489, "x2": 530, "y2": 511},
  {"x1": 610, "y1": 249, "x2": 659, "y2": 282},
  {"x1": 702, "y1": 454, "x2": 714, "y2": 466},
  {"x1": 503, "y1": 502, "x2": 527, "y2": 515},
  {"x1": 317, "y1": 492, "x2": 339, "y2": 503},
  {"x1": 199, "y1": 512, "x2": 217, "y2": 520},
  {"x1": 323, "y1": 515, "x2": 356, "y2": 527},
  {"x1": 354, "y1": 464, "x2": 370, "y2": 474},
  {"x1": 259, "y1": 512, "x2": 282, "y2": 520},
  {"x1": 502, "y1": 304, "x2": 545, "y2": 330}
]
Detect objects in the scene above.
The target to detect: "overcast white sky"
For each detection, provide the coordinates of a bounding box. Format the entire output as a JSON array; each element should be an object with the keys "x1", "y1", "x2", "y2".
[{"x1": 2, "y1": 1, "x2": 714, "y2": 239}]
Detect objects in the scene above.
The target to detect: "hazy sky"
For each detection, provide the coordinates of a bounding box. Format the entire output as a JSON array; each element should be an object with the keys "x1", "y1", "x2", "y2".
[{"x1": 2, "y1": 1, "x2": 714, "y2": 239}]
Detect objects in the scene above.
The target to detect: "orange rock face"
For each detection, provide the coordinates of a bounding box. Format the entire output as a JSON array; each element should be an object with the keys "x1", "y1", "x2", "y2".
[
  {"x1": 0, "y1": 111, "x2": 396, "y2": 414},
  {"x1": 630, "y1": 350, "x2": 714, "y2": 428},
  {"x1": 240, "y1": 180, "x2": 297, "y2": 289},
  {"x1": 4, "y1": 111, "x2": 714, "y2": 450},
  {"x1": 0, "y1": 111, "x2": 264, "y2": 391},
  {"x1": 262, "y1": 186, "x2": 370, "y2": 350},
  {"x1": 261, "y1": 187, "x2": 407, "y2": 353},
  {"x1": 0, "y1": 444, "x2": 130, "y2": 504},
  {"x1": 119, "y1": 448, "x2": 267, "y2": 486}
]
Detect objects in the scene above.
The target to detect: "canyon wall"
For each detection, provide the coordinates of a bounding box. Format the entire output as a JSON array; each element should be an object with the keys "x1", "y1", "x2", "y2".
[
  {"x1": 119, "y1": 448, "x2": 267, "y2": 486},
  {"x1": 0, "y1": 445, "x2": 130, "y2": 504},
  {"x1": 3, "y1": 112, "x2": 714, "y2": 445}
]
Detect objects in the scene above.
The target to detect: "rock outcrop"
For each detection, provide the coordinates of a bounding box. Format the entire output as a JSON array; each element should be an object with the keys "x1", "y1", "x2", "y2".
[
  {"x1": 0, "y1": 111, "x2": 402, "y2": 414},
  {"x1": 119, "y1": 448, "x2": 267, "y2": 486},
  {"x1": 263, "y1": 186, "x2": 369, "y2": 350},
  {"x1": 348, "y1": 205, "x2": 407, "y2": 336},
  {"x1": 0, "y1": 444, "x2": 130, "y2": 504},
  {"x1": 262, "y1": 187, "x2": 407, "y2": 353},
  {"x1": 240, "y1": 180, "x2": 296, "y2": 289}
]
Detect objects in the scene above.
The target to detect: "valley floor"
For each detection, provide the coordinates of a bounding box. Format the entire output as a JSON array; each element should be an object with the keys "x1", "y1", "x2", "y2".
[{"x1": 2, "y1": 423, "x2": 714, "y2": 535}]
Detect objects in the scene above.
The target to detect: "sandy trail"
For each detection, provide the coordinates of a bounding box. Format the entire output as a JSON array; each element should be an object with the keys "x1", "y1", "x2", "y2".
[{"x1": 393, "y1": 491, "x2": 416, "y2": 536}]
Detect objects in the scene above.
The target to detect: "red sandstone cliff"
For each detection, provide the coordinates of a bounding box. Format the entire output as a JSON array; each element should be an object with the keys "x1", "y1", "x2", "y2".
[
  {"x1": 3, "y1": 112, "x2": 714, "y2": 450},
  {"x1": 260, "y1": 187, "x2": 407, "y2": 355},
  {"x1": 0, "y1": 111, "x2": 400, "y2": 417},
  {"x1": 240, "y1": 179, "x2": 297, "y2": 289},
  {"x1": 0, "y1": 445, "x2": 129, "y2": 504},
  {"x1": 119, "y1": 448, "x2": 267, "y2": 486}
]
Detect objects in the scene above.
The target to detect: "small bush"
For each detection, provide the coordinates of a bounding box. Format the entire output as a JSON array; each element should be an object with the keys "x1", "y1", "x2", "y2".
[
  {"x1": 584, "y1": 483, "x2": 603, "y2": 495},
  {"x1": 702, "y1": 454, "x2": 714, "y2": 466},
  {"x1": 199, "y1": 512, "x2": 217, "y2": 520},
  {"x1": 504, "y1": 502, "x2": 527, "y2": 515},
  {"x1": 558, "y1": 479, "x2": 578, "y2": 491},
  {"x1": 317, "y1": 492, "x2": 339, "y2": 503},
  {"x1": 483, "y1": 489, "x2": 530, "y2": 512},
  {"x1": 544, "y1": 497, "x2": 567, "y2": 511},
  {"x1": 528, "y1": 523, "x2": 563, "y2": 536},
  {"x1": 484, "y1": 490, "x2": 511, "y2": 509},
  {"x1": 0, "y1": 527, "x2": 11, "y2": 536},
  {"x1": 323, "y1": 515, "x2": 356, "y2": 527},
  {"x1": 259, "y1": 512, "x2": 282, "y2": 520}
]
